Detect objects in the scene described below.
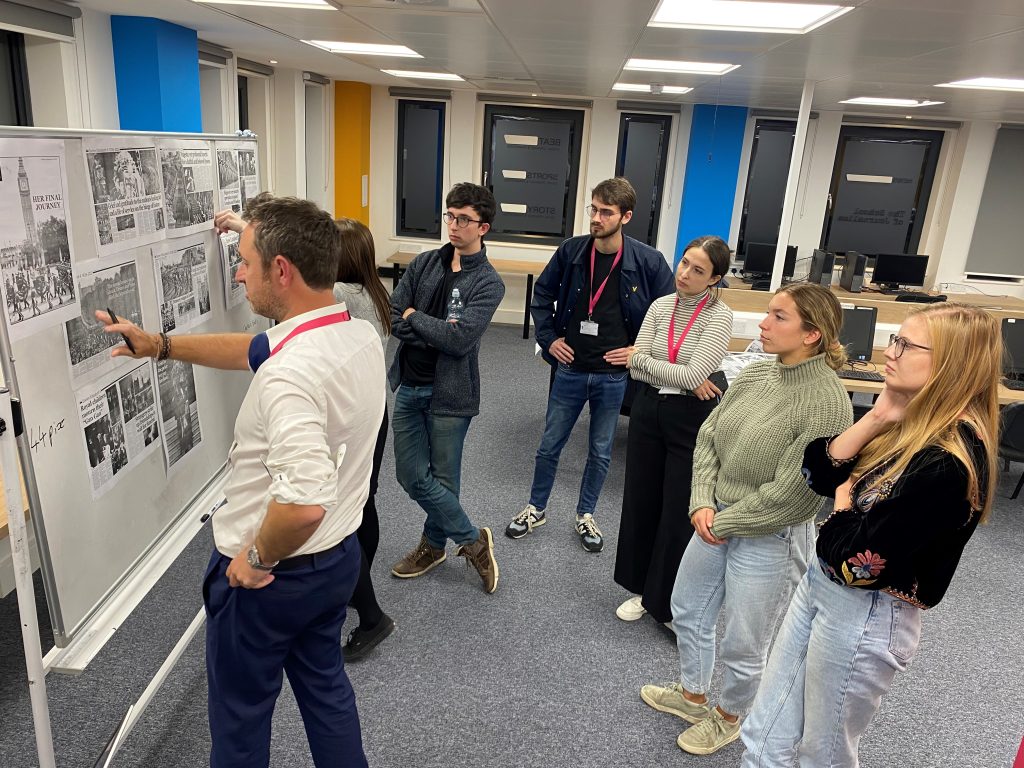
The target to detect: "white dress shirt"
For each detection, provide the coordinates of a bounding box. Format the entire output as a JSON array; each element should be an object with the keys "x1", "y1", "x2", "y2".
[{"x1": 213, "y1": 302, "x2": 386, "y2": 557}]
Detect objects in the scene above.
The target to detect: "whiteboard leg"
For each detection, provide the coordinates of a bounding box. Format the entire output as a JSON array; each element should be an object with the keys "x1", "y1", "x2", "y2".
[{"x1": 0, "y1": 389, "x2": 57, "y2": 768}]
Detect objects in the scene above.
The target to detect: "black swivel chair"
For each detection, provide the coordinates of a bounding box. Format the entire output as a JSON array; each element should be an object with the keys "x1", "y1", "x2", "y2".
[{"x1": 998, "y1": 402, "x2": 1024, "y2": 500}]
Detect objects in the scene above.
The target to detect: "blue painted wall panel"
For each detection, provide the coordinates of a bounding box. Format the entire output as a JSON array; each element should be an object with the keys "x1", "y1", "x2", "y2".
[{"x1": 674, "y1": 104, "x2": 748, "y2": 264}]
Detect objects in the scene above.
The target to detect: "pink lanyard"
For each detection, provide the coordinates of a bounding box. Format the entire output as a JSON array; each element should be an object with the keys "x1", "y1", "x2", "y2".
[
  {"x1": 588, "y1": 242, "x2": 623, "y2": 319},
  {"x1": 667, "y1": 295, "x2": 709, "y2": 364},
  {"x1": 269, "y1": 310, "x2": 350, "y2": 358}
]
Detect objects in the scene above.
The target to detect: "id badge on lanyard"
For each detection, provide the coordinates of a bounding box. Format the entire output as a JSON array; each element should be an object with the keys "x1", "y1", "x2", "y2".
[{"x1": 582, "y1": 242, "x2": 623, "y2": 337}]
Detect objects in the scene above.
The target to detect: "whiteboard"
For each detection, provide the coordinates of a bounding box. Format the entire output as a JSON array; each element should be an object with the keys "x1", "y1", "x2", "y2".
[{"x1": 0, "y1": 128, "x2": 268, "y2": 646}]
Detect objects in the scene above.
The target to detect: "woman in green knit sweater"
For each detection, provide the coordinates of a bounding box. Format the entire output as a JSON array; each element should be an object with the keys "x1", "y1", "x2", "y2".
[{"x1": 640, "y1": 283, "x2": 854, "y2": 756}]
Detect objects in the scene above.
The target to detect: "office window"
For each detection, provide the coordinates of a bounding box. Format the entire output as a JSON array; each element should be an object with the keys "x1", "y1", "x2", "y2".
[
  {"x1": 396, "y1": 99, "x2": 445, "y2": 238},
  {"x1": 237, "y1": 75, "x2": 249, "y2": 131},
  {"x1": 0, "y1": 31, "x2": 32, "y2": 126},
  {"x1": 737, "y1": 120, "x2": 796, "y2": 257},
  {"x1": 615, "y1": 112, "x2": 672, "y2": 247},
  {"x1": 482, "y1": 104, "x2": 584, "y2": 246}
]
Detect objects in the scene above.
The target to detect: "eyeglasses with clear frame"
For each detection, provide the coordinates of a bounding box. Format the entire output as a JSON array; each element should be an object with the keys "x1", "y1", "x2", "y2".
[
  {"x1": 887, "y1": 334, "x2": 931, "y2": 358},
  {"x1": 585, "y1": 204, "x2": 620, "y2": 220},
  {"x1": 442, "y1": 212, "x2": 483, "y2": 229}
]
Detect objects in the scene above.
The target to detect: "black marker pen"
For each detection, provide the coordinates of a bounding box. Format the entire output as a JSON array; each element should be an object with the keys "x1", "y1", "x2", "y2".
[{"x1": 106, "y1": 307, "x2": 136, "y2": 354}]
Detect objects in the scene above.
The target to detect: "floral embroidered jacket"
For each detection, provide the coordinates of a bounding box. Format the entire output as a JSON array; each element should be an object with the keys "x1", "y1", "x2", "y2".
[{"x1": 803, "y1": 423, "x2": 986, "y2": 609}]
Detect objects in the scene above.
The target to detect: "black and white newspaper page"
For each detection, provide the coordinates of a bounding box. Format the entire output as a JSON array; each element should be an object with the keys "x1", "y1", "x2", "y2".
[
  {"x1": 159, "y1": 140, "x2": 215, "y2": 236},
  {"x1": 215, "y1": 141, "x2": 259, "y2": 213},
  {"x1": 63, "y1": 255, "x2": 144, "y2": 386},
  {"x1": 83, "y1": 137, "x2": 166, "y2": 257},
  {"x1": 0, "y1": 138, "x2": 80, "y2": 341},
  {"x1": 155, "y1": 358, "x2": 202, "y2": 473},
  {"x1": 76, "y1": 361, "x2": 160, "y2": 498},
  {"x1": 218, "y1": 231, "x2": 247, "y2": 310},
  {"x1": 152, "y1": 236, "x2": 213, "y2": 333}
]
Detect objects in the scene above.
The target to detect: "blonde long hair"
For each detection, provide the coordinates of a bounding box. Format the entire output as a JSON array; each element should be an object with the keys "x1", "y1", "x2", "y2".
[{"x1": 851, "y1": 303, "x2": 1001, "y2": 521}]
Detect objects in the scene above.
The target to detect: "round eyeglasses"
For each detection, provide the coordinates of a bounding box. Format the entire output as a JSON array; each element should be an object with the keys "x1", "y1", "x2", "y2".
[
  {"x1": 887, "y1": 334, "x2": 931, "y2": 358},
  {"x1": 442, "y1": 212, "x2": 483, "y2": 229}
]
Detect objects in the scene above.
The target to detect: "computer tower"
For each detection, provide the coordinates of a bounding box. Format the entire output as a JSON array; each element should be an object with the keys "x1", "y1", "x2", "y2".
[
  {"x1": 840, "y1": 251, "x2": 866, "y2": 293},
  {"x1": 808, "y1": 249, "x2": 835, "y2": 287}
]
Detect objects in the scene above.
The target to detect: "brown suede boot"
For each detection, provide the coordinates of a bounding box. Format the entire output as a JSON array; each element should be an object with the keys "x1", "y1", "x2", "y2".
[
  {"x1": 456, "y1": 527, "x2": 499, "y2": 594},
  {"x1": 391, "y1": 536, "x2": 446, "y2": 578}
]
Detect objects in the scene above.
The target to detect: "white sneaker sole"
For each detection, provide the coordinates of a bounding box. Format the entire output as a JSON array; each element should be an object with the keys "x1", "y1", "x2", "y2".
[
  {"x1": 505, "y1": 516, "x2": 546, "y2": 539},
  {"x1": 677, "y1": 726, "x2": 741, "y2": 755}
]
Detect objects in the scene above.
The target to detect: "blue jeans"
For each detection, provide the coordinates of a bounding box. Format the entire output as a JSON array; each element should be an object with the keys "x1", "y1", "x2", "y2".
[
  {"x1": 670, "y1": 522, "x2": 812, "y2": 717},
  {"x1": 392, "y1": 384, "x2": 478, "y2": 549},
  {"x1": 740, "y1": 561, "x2": 922, "y2": 767},
  {"x1": 529, "y1": 364, "x2": 628, "y2": 516}
]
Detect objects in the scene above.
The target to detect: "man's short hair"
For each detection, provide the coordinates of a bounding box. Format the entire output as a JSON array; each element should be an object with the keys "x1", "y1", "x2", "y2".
[
  {"x1": 243, "y1": 193, "x2": 341, "y2": 290},
  {"x1": 591, "y1": 177, "x2": 637, "y2": 214},
  {"x1": 445, "y1": 183, "x2": 497, "y2": 226}
]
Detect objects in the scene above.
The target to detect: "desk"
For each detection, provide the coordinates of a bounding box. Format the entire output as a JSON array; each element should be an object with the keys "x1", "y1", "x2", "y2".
[{"x1": 387, "y1": 250, "x2": 546, "y2": 339}]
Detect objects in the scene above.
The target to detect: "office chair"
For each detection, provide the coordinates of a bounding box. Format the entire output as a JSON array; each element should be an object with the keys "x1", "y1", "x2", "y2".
[{"x1": 998, "y1": 402, "x2": 1024, "y2": 500}]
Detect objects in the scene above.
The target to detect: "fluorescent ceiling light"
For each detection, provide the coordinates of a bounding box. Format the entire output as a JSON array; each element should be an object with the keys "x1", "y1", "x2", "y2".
[
  {"x1": 193, "y1": 0, "x2": 333, "y2": 8},
  {"x1": 840, "y1": 97, "x2": 944, "y2": 107},
  {"x1": 625, "y1": 59, "x2": 739, "y2": 75},
  {"x1": 382, "y1": 69, "x2": 464, "y2": 81},
  {"x1": 649, "y1": 0, "x2": 852, "y2": 34},
  {"x1": 303, "y1": 41, "x2": 421, "y2": 57},
  {"x1": 613, "y1": 83, "x2": 692, "y2": 94},
  {"x1": 936, "y1": 77, "x2": 1024, "y2": 92}
]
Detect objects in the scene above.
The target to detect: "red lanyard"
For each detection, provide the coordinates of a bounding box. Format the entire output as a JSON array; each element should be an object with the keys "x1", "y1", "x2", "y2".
[
  {"x1": 667, "y1": 295, "x2": 709, "y2": 364},
  {"x1": 588, "y1": 242, "x2": 623, "y2": 319},
  {"x1": 269, "y1": 310, "x2": 350, "y2": 358}
]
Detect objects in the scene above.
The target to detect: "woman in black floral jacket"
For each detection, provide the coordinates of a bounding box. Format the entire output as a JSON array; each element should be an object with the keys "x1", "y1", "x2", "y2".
[{"x1": 738, "y1": 303, "x2": 1002, "y2": 767}]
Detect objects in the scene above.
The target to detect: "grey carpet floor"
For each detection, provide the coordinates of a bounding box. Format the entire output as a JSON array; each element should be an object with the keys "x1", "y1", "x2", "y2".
[{"x1": 1, "y1": 323, "x2": 1023, "y2": 767}]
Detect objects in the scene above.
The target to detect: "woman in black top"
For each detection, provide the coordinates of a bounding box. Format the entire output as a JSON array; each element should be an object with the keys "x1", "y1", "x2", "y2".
[{"x1": 739, "y1": 303, "x2": 1002, "y2": 767}]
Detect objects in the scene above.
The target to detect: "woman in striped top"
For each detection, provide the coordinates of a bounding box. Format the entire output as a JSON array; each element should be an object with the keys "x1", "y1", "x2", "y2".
[{"x1": 614, "y1": 236, "x2": 734, "y2": 624}]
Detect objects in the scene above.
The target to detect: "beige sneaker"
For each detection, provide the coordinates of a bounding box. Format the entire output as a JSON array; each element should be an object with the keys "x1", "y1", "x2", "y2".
[
  {"x1": 616, "y1": 595, "x2": 647, "y2": 621},
  {"x1": 676, "y1": 708, "x2": 741, "y2": 755},
  {"x1": 391, "y1": 536, "x2": 446, "y2": 578},
  {"x1": 456, "y1": 527, "x2": 499, "y2": 594},
  {"x1": 640, "y1": 683, "x2": 711, "y2": 724}
]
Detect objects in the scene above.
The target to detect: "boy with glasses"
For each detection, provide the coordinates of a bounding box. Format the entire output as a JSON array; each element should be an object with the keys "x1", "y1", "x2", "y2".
[
  {"x1": 507, "y1": 177, "x2": 674, "y2": 551},
  {"x1": 389, "y1": 182, "x2": 505, "y2": 592}
]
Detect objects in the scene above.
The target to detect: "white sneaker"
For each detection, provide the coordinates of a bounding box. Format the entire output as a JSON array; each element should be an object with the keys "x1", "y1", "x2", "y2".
[{"x1": 616, "y1": 595, "x2": 647, "y2": 621}]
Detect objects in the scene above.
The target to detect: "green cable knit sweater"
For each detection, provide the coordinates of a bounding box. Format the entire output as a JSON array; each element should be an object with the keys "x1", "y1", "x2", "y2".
[{"x1": 689, "y1": 354, "x2": 853, "y2": 538}]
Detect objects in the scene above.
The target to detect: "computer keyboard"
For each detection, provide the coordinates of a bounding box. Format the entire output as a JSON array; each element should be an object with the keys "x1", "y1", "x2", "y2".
[
  {"x1": 838, "y1": 368, "x2": 885, "y2": 382},
  {"x1": 1003, "y1": 378, "x2": 1024, "y2": 391},
  {"x1": 895, "y1": 293, "x2": 947, "y2": 303}
]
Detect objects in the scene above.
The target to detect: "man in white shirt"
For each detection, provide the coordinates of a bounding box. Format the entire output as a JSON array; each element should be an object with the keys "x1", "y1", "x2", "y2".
[{"x1": 99, "y1": 193, "x2": 384, "y2": 768}]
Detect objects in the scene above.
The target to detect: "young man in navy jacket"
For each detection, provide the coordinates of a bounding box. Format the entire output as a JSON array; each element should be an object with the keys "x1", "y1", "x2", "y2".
[{"x1": 507, "y1": 177, "x2": 674, "y2": 551}]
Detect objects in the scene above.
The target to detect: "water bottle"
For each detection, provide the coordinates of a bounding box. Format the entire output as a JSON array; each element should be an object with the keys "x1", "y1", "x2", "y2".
[{"x1": 446, "y1": 287, "x2": 463, "y2": 324}]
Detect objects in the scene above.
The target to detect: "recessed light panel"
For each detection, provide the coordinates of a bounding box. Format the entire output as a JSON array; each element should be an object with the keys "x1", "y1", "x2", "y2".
[
  {"x1": 625, "y1": 59, "x2": 739, "y2": 75},
  {"x1": 304, "y1": 41, "x2": 421, "y2": 57},
  {"x1": 613, "y1": 83, "x2": 693, "y2": 94},
  {"x1": 382, "y1": 70, "x2": 464, "y2": 81},
  {"x1": 936, "y1": 77, "x2": 1024, "y2": 92},
  {"x1": 194, "y1": 0, "x2": 333, "y2": 8},
  {"x1": 840, "y1": 97, "x2": 944, "y2": 107},
  {"x1": 649, "y1": 0, "x2": 852, "y2": 34}
]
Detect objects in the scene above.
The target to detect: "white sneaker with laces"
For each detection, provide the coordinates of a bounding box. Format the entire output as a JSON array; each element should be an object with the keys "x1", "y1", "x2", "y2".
[{"x1": 616, "y1": 595, "x2": 647, "y2": 621}]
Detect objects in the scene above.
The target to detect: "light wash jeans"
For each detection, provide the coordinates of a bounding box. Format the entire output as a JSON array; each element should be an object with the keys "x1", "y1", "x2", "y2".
[
  {"x1": 529, "y1": 363, "x2": 628, "y2": 517},
  {"x1": 670, "y1": 518, "x2": 815, "y2": 717},
  {"x1": 392, "y1": 384, "x2": 478, "y2": 549},
  {"x1": 739, "y1": 561, "x2": 922, "y2": 767}
]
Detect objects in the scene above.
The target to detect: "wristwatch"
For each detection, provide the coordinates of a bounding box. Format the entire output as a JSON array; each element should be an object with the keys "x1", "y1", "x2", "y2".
[{"x1": 247, "y1": 543, "x2": 278, "y2": 572}]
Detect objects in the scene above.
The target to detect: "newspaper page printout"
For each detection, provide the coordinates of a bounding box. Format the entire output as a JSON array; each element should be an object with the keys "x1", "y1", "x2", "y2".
[
  {"x1": 152, "y1": 237, "x2": 213, "y2": 333},
  {"x1": 76, "y1": 361, "x2": 160, "y2": 499},
  {"x1": 83, "y1": 137, "x2": 166, "y2": 257},
  {"x1": 0, "y1": 138, "x2": 80, "y2": 341},
  {"x1": 215, "y1": 141, "x2": 259, "y2": 213},
  {"x1": 64, "y1": 255, "x2": 144, "y2": 386},
  {"x1": 218, "y1": 231, "x2": 246, "y2": 310},
  {"x1": 159, "y1": 140, "x2": 215, "y2": 236},
  {"x1": 155, "y1": 358, "x2": 202, "y2": 472}
]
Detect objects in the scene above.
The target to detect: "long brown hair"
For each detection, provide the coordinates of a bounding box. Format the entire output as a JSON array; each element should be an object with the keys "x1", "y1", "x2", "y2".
[
  {"x1": 851, "y1": 303, "x2": 1001, "y2": 521},
  {"x1": 777, "y1": 283, "x2": 847, "y2": 370},
  {"x1": 335, "y1": 218, "x2": 391, "y2": 335}
]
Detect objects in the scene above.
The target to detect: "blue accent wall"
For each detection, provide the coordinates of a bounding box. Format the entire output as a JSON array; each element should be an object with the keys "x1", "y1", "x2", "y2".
[
  {"x1": 674, "y1": 104, "x2": 749, "y2": 265},
  {"x1": 111, "y1": 16, "x2": 202, "y2": 132}
]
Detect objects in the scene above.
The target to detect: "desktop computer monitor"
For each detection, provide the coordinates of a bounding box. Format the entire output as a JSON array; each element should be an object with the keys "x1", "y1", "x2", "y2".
[
  {"x1": 809, "y1": 249, "x2": 835, "y2": 287},
  {"x1": 840, "y1": 306, "x2": 877, "y2": 362},
  {"x1": 1003, "y1": 318, "x2": 1024, "y2": 377},
  {"x1": 871, "y1": 253, "x2": 929, "y2": 291},
  {"x1": 743, "y1": 243, "x2": 797, "y2": 288}
]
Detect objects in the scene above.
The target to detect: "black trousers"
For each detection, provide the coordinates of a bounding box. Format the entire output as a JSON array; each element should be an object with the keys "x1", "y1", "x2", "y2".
[
  {"x1": 349, "y1": 406, "x2": 389, "y2": 627},
  {"x1": 614, "y1": 383, "x2": 719, "y2": 623}
]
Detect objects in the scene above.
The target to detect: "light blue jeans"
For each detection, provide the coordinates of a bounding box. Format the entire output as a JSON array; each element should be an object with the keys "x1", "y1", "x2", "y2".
[
  {"x1": 670, "y1": 519, "x2": 815, "y2": 717},
  {"x1": 740, "y1": 561, "x2": 922, "y2": 767}
]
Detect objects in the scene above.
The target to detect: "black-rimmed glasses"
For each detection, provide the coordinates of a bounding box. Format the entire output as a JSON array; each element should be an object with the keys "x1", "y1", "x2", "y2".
[
  {"x1": 888, "y1": 334, "x2": 931, "y2": 358},
  {"x1": 442, "y1": 212, "x2": 483, "y2": 229}
]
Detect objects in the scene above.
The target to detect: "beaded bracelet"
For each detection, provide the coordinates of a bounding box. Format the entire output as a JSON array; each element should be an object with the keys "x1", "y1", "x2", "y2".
[{"x1": 157, "y1": 332, "x2": 171, "y2": 361}]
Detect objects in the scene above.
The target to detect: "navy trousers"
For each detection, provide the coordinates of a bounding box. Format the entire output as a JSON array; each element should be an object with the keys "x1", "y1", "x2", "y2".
[{"x1": 203, "y1": 535, "x2": 368, "y2": 768}]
